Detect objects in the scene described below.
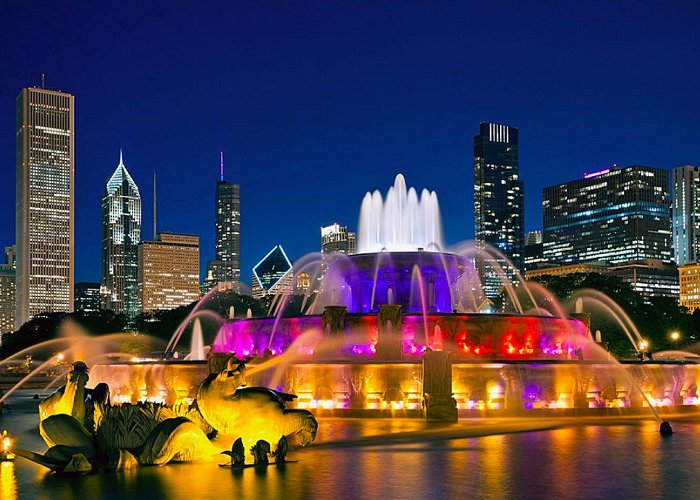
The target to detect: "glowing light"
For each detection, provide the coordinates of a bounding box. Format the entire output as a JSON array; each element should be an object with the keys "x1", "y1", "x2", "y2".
[
  {"x1": 583, "y1": 168, "x2": 611, "y2": 179},
  {"x1": 1, "y1": 431, "x2": 15, "y2": 461},
  {"x1": 639, "y1": 340, "x2": 648, "y2": 351},
  {"x1": 670, "y1": 331, "x2": 680, "y2": 342}
]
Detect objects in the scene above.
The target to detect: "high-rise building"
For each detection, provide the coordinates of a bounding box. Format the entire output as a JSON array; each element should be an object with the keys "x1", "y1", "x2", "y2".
[
  {"x1": 16, "y1": 87, "x2": 75, "y2": 328},
  {"x1": 543, "y1": 165, "x2": 672, "y2": 265},
  {"x1": 679, "y1": 262, "x2": 700, "y2": 312},
  {"x1": 101, "y1": 151, "x2": 141, "y2": 319},
  {"x1": 607, "y1": 259, "x2": 678, "y2": 304},
  {"x1": 252, "y1": 245, "x2": 293, "y2": 299},
  {"x1": 524, "y1": 231, "x2": 545, "y2": 271},
  {"x1": 672, "y1": 165, "x2": 700, "y2": 266},
  {"x1": 0, "y1": 246, "x2": 16, "y2": 334},
  {"x1": 138, "y1": 233, "x2": 200, "y2": 312},
  {"x1": 473, "y1": 122, "x2": 524, "y2": 296},
  {"x1": 206, "y1": 153, "x2": 241, "y2": 288},
  {"x1": 321, "y1": 223, "x2": 356, "y2": 255},
  {"x1": 74, "y1": 282, "x2": 102, "y2": 313}
]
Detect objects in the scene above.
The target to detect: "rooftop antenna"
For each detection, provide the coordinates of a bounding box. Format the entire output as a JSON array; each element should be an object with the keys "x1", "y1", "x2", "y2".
[
  {"x1": 41, "y1": 73, "x2": 45, "y2": 89},
  {"x1": 153, "y1": 170, "x2": 157, "y2": 239},
  {"x1": 220, "y1": 151, "x2": 224, "y2": 181}
]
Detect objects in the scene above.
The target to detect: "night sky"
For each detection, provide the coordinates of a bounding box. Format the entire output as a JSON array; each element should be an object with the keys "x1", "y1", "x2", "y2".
[{"x1": 1, "y1": 1, "x2": 699, "y2": 284}]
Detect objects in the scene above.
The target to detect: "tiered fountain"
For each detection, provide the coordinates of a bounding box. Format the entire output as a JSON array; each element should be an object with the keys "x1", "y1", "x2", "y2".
[{"x1": 91, "y1": 175, "x2": 700, "y2": 421}]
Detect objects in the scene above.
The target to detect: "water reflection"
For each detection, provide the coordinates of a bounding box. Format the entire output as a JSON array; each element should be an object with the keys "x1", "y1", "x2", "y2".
[{"x1": 6, "y1": 392, "x2": 700, "y2": 499}]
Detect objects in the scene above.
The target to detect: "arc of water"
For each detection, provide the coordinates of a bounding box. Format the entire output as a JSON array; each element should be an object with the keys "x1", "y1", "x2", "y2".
[{"x1": 165, "y1": 283, "x2": 221, "y2": 354}]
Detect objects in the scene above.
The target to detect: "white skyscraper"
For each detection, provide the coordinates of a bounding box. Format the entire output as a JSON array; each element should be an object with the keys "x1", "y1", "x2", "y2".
[
  {"x1": 16, "y1": 87, "x2": 75, "y2": 327},
  {"x1": 672, "y1": 165, "x2": 700, "y2": 265}
]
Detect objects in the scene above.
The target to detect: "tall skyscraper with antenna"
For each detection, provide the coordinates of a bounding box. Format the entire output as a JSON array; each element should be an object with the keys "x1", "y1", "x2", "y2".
[
  {"x1": 16, "y1": 86, "x2": 74, "y2": 327},
  {"x1": 101, "y1": 150, "x2": 142, "y2": 320},
  {"x1": 206, "y1": 152, "x2": 241, "y2": 288}
]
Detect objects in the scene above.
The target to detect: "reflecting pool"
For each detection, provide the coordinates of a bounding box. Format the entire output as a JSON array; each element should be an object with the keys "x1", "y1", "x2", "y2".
[{"x1": 2, "y1": 390, "x2": 699, "y2": 499}]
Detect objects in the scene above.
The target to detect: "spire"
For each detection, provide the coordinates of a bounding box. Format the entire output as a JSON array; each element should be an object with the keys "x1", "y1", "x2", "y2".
[
  {"x1": 220, "y1": 151, "x2": 224, "y2": 181},
  {"x1": 119, "y1": 148, "x2": 124, "y2": 167}
]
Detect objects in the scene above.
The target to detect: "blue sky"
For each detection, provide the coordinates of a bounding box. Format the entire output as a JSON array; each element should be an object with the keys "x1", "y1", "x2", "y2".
[{"x1": 1, "y1": 1, "x2": 699, "y2": 283}]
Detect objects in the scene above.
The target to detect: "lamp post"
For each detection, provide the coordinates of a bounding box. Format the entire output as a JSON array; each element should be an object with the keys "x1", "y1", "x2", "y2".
[{"x1": 670, "y1": 331, "x2": 680, "y2": 349}]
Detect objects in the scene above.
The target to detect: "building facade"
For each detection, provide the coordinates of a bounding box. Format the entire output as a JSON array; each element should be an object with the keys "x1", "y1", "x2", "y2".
[
  {"x1": 101, "y1": 151, "x2": 141, "y2": 319},
  {"x1": 672, "y1": 165, "x2": 700, "y2": 266},
  {"x1": 74, "y1": 282, "x2": 102, "y2": 313},
  {"x1": 206, "y1": 154, "x2": 241, "y2": 288},
  {"x1": 473, "y1": 122, "x2": 524, "y2": 296},
  {"x1": 679, "y1": 262, "x2": 700, "y2": 312},
  {"x1": 321, "y1": 223, "x2": 356, "y2": 255},
  {"x1": 139, "y1": 233, "x2": 200, "y2": 312},
  {"x1": 524, "y1": 230, "x2": 545, "y2": 271},
  {"x1": 0, "y1": 246, "x2": 16, "y2": 334},
  {"x1": 607, "y1": 259, "x2": 678, "y2": 303},
  {"x1": 252, "y1": 245, "x2": 293, "y2": 299},
  {"x1": 16, "y1": 87, "x2": 75, "y2": 327},
  {"x1": 543, "y1": 165, "x2": 672, "y2": 265}
]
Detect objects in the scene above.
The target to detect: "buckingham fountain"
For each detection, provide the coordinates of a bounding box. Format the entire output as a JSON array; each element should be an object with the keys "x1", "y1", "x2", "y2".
[
  {"x1": 87, "y1": 175, "x2": 700, "y2": 421},
  {"x1": 6, "y1": 175, "x2": 700, "y2": 473}
]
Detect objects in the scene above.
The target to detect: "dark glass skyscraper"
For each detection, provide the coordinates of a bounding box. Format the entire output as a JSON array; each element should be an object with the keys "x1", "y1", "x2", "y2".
[
  {"x1": 206, "y1": 153, "x2": 241, "y2": 288},
  {"x1": 473, "y1": 122, "x2": 524, "y2": 296},
  {"x1": 101, "y1": 151, "x2": 141, "y2": 320},
  {"x1": 542, "y1": 165, "x2": 672, "y2": 265}
]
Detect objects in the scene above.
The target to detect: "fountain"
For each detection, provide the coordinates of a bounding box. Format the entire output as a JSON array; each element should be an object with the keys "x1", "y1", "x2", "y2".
[{"x1": 74, "y1": 175, "x2": 700, "y2": 422}]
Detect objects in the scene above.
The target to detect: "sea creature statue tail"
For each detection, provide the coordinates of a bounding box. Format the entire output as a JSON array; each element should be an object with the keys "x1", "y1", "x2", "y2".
[{"x1": 132, "y1": 417, "x2": 220, "y2": 465}]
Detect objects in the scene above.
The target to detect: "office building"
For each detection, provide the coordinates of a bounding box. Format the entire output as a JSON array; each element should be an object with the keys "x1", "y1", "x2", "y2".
[
  {"x1": 74, "y1": 282, "x2": 101, "y2": 313},
  {"x1": 473, "y1": 122, "x2": 524, "y2": 296},
  {"x1": 0, "y1": 246, "x2": 16, "y2": 334},
  {"x1": 524, "y1": 231, "x2": 545, "y2": 271},
  {"x1": 672, "y1": 165, "x2": 700, "y2": 265},
  {"x1": 321, "y1": 223, "x2": 356, "y2": 255},
  {"x1": 679, "y1": 262, "x2": 700, "y2": 312},
  {"x1": 206, "y1": 153, "x2": 241, "y2": 287},
  {"x1": 16, "y1": 87, "x2": 74, "y2": 327},
  {"x1": 101, "y1": 151, "x2": 141, "y2": 319},
  {"x1": 139, "y1": 233, "x2": 200, "y2": 312},
  {"x1": 608, "y1": 259, "x2": 678, "y2": 303},
  {"x1": 543, "y1": 165, "x2": 672, "y2": 265},
  {"x1": 252, "y1": 245, "x2": 293, "y2": 299}
]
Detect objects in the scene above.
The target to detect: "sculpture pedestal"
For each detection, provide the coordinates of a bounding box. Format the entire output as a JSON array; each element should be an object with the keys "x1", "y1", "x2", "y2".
[
  {"x1": 376, "y1": 305, "x2": 402, "y2": 360},
  {"x1": 422, "y1": 351, "x2": 457, "y2": 421}
]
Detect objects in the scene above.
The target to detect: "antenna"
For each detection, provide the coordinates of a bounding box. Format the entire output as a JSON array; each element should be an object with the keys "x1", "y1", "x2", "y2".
[
  {"x1": 41, "y1": 73, "x2": 45, "y2": 89},
  {"x1": 220, "y1": 151, "x2": 224, "y2": 181},
  {"x1": 153, "y1": 170, "x2": 157, "y2": 239}
]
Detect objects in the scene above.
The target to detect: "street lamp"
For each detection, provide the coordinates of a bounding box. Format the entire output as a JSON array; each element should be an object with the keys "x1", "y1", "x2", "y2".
[{"x1": 670, "y1": 331, "x2": 680, "y2": 348}]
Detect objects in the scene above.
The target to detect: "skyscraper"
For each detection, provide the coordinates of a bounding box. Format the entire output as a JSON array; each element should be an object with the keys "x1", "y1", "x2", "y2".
[
  {"x1": 206, "y1": 153, "x2": 241, "y2": 288},
  {"x1": 16, "y1": 87, "x2": 74, "y2": 327},
  {"x1": 473, "y1": 122, "x2": 524, "y2": 296},
  {"x1": 0, "y1": 246, "x2": 16, "y2": 334},
  {"x1": 101, "y1": 151, "x2": 141, "y2": 319},
  {"x1": 74, "y1": 282, "x2": 102, "y2": 313},
  {"x1": 252, "y1": 245, "x2": 293, "y2": 299},
  {"x1": 321, "y1": 223, "x2": 356, "y2": 255},
  {"x1": 672, "y1": 165, "x2": 700, "y2": 265},
  {"x1": 542, "y1": 165, "x2": 672, "y2": 265},
  {"x1": 139, "y1": 233, "x2": 200, "y2": 312}
]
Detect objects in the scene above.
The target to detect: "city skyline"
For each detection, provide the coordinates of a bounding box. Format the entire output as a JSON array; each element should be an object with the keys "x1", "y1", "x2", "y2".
[{"x1": 2, "y1": 3, "x2": 700, "y2": 285}]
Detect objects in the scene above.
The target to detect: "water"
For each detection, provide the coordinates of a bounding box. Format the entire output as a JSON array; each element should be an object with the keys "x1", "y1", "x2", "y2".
[
  {"x1": 2, "y1": 390, "x2": 699, "y2": 499},
  {"x1": 358, "y1": 174, "x2": 443, "y2": 253}
]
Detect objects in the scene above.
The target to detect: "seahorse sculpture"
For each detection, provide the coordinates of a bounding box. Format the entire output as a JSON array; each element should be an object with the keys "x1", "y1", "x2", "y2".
[{"x1": 16, "y1": 356, "x2": 317, "y2": 474}]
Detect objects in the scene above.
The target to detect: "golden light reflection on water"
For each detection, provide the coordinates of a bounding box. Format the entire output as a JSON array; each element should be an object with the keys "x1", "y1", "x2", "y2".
[{"x1": 1, "y1": 461, "x2": 17, "y2": 500}]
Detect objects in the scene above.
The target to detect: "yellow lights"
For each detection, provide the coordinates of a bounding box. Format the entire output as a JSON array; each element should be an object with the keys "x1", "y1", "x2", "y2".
[
  {"x1": 1, "y1": 431, "x2": 15, "y2": 461},
  {"x1": 639, "y1": 340, "x2": 648, "y2": 351},
  {"x1": 670, "y1": 331, "x2": 680, "y2": 342}
]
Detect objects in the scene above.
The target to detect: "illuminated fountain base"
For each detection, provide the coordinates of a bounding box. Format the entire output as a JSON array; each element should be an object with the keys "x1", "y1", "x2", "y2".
[{"x1": 90, "y1": 359, "x2": 700, "y2": 418}]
